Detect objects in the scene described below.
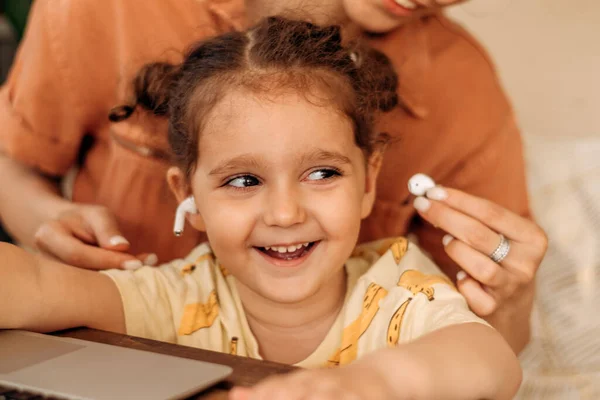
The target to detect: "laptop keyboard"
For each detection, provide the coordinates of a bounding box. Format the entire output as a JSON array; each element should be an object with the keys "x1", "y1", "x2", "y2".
[{"x1": 0, "y1": 385, "x2": 65, "y2": 400}]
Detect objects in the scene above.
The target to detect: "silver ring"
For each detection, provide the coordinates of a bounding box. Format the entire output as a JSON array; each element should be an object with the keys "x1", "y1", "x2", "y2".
[{"x1": 489, "y1": 234, "x2": 511, "y2": 263}]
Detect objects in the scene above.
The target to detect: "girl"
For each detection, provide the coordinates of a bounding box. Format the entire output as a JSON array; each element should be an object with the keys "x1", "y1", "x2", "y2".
[{"x1": 0, "y1": 17, "x2": 521, "y2": 399}]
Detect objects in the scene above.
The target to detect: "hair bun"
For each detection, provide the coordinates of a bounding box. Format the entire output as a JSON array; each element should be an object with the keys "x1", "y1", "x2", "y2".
[
  {"x1": 108, "y1": 62, "x2": 181, "y2": 123},
  {"x1": 352, "y1": 46, "x2": 399, "y2": 112},
  {"x1": 108, "y1": 105, "x2": 135, "y2": 122}
]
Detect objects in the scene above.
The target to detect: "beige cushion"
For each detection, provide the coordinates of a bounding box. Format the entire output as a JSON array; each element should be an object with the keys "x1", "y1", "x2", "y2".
[{"x1": 517, "y1": 133, "x2": 600, "y2": 399}]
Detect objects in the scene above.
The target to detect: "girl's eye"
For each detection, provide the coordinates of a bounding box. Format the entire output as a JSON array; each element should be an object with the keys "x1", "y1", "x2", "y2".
[
  {"x1": 306, "y1": 168, "x2": 341, "y2": 181},
  {"x1": 226, "y1": 175, "x2": 260, "y2": 188}
]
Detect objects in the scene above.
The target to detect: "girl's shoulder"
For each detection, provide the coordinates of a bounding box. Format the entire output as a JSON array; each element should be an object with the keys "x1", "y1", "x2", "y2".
[
  {"x1": 167, "y1": 242, "x2": 229, "y2": 280},
  {"x1": 329, "y1": 238, "x2": 485, "y2": 364},
  {"x1": 348, "y1": 237, "x2": 453, "y2": 289}
]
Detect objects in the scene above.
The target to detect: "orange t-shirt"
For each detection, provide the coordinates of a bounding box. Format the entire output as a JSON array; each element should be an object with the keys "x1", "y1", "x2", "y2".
[{"x1": 0, "y1": 0, "x2": 529, "y2": 275}]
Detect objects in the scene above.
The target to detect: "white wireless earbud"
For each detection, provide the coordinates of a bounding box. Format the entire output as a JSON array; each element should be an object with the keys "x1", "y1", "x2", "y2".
[
  {"x1": 407, "y1": 173, "x2": 436, "y2": 196},
  {"x1": 173, "y1": 195, "x2": 198, "y2": 237}
]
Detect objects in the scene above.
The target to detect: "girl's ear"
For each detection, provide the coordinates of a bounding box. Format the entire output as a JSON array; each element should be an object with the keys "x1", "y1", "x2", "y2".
[
  {"x1": 361, "y1": 150, "x2": 384, "y2": 219},
  {"x1": 167, "y1": 167, "x2": 206, "y2": 232}
]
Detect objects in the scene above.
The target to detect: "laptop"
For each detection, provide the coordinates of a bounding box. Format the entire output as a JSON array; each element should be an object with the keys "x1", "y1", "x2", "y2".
[{"x1": 0, "y1": 330, "x2": 232, "y2": 400}]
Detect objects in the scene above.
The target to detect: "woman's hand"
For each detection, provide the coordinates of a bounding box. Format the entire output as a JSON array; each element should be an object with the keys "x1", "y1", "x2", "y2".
[
  {"x1": 34, "y1": 204, "x2": 156, "y2": 270},
  {"x1": 229, "y1": 360, "x2": 397, "y2": 400},
  {"x1": 413, "y1": 187, "x2": 548, "y2": 352}
]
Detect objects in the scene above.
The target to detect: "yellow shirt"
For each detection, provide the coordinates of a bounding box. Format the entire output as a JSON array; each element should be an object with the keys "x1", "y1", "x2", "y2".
[{"x1": 103, "y1": 237, "x2": 487, "y2": 367}]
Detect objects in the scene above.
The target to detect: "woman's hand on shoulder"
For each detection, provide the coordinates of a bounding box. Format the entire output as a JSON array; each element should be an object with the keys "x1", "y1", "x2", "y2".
[
  {"x1": 34, "y1": 204, "x2": 157, "y2": 270},
  {"x1": 412, "y1": 186, "x2": 548, "y2": 351}
]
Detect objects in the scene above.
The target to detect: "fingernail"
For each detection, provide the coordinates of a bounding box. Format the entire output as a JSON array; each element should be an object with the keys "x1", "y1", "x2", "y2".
[
  {"x1": 456, "y1": 270, "x2": 467, "y2": 281},
  {"x1": 426, "y1": 186, "x2": 448, "y2": 201},
  {"x1": 413, "y1": 196, "x2": 431, "y2": 212},
  {"x1": 144, "y1": 253, "x2": 158, "y2": 266},
  {"x1": 442, "y1": 234, "x2": 454, "y2": 246},
  {"x1": 122, "y1": 260, "x2": 143, "y2": 270},
  {"x1": 109, "y1": 235, "x2": 130, "y2": 246}
]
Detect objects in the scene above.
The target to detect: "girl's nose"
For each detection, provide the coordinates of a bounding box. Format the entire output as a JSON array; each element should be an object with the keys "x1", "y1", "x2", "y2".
[{"x1": 262, "y1": 186, "x2": 306, "y2": 228}]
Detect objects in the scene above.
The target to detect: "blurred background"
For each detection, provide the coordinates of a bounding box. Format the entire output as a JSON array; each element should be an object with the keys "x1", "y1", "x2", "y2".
[
  {"x1": 0, "y1": 1, "x2": 30, "y2": 81},
  {"x1": 0, "y1": 0, "x2": 598, "y2": 398},
  {"x1": 448, "y1": 0, "x2": 599, "y2": 140},
  {"x1": 446, "y1": 2, "x2": 600, "y2": 398},
  {"x1": 0, "y1": 0, "x2": 31, "y2": 242}
]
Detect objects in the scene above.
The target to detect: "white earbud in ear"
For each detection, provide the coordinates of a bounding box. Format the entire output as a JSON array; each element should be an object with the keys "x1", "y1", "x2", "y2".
[
  {"x1": 173, "y1": 195, "x2": 198, "y2": 237},
  {"x1": 407, "y1": 173, "x2": 436, "y2": 196}
]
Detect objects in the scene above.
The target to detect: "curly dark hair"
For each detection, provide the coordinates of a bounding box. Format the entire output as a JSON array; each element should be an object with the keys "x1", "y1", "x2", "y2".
[{"x1": 109, "y1": 17, "x2": 399, "y2": 176}]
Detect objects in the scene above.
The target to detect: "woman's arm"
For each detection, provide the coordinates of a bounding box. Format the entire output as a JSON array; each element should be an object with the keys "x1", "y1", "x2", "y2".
[
  {"x1": 375, "y1": 323, "x2": 522, "y2": 400},
  {"x1": 233, "y1": 323, "x2": 522, "y2": 400},
  {"x1": 0, "y1": 153, "x2": 142, "y2": 271},
  {"x1": 0, "y1": 152, "x2": 70, "y2": 246},
  {"x1": 0, "y1": 242, "x2": 125, "y2": 333}
]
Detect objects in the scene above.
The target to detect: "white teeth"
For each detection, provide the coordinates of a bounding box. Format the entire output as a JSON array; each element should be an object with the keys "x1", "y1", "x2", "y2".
[
  {"x1": 263, "y1": 242, "x2": 312, "y2": 253},
  {"x1": 394, "y1": 0, "x2": 417, "y2": 9}
]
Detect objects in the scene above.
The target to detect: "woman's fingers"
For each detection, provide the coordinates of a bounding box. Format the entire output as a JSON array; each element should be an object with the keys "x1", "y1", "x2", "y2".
[
  {"x1": 420, "y1": 186, "x2": 547, "y2": 279},
  {"x1": 54, "y1": 211, "x2": 97, "y2": 245},
  {"x1": 414, "y1": 196, "x2": 517, "y2": 264},
  {"x1": 136, "y1": 253, "x2": 159, "y2": 266},
  {"x1": 34, "y1": 221, "x2": 142, "y2": 270},
  {"x1": 426, "y1": 187, "x2": 541, "y2": 244},
  {"x1": 443, "y1": 235, "x2": 510, "y2": 290},
  {"x1": 30, "y1": 205, "x2": 155, "y2": 270},
  {"x1": 455, "y1": 273, "x2": 498, "y2": 316},
  {"x1": 82, "y1": 206, "x2": 131, "y2": 251}
]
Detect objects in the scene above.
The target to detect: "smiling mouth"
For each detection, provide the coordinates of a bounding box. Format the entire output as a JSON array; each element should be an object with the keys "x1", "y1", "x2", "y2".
[
  {"x1": 256, "y1": 241, "x2": 318, "y2": 261},
  {"x1": 393, "y1": 0, "x2": 418, "y2": 10},
  {"x1": 382, "y1": 0, "x2": 419, "y2": 16}
]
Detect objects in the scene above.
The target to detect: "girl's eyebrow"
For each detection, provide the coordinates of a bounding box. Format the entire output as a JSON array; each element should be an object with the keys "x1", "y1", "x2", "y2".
[
  {"x1": 208, "y1": 149, "x2": 352, "y2": 176},
  {"x1": 208, "y1": 154, "x2": 264, "y2": 176},
  {"x1": 299, "y1": 149, "x2": 352, "y2": 166}
]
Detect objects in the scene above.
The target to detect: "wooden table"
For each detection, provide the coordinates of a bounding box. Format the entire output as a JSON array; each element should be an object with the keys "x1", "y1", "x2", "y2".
[{"x1": 54, "y1": 328, "x2": 297, "y2": 400}]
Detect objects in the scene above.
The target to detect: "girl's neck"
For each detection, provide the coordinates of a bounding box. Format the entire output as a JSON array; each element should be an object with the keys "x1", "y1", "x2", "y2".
[{"x1": 236, "y1": 269, "x2": 347, "y2": 364}]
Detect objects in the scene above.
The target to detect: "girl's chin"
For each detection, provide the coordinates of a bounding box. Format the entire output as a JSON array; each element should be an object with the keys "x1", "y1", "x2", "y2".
[
  {"x1": 254, "y1": 270, "x2": 347, "y2": 306},
  {"x1": 354, "y1": 18, "x2": 403, "y2": 33},
  {"x1": 258, "y1": 278, "x2": 322, "y2": 305}
]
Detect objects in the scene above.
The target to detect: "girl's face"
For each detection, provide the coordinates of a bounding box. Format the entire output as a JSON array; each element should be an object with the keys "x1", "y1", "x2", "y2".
[
  {"x1": 343, "y1": 0, "x2": 466, "y2": 32},
  {"x1": 171, "y1": 90, "x2": 380, "y2": 305}
]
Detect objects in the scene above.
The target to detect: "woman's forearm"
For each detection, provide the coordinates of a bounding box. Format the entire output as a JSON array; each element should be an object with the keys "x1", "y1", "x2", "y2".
[
  {"x1": 0, "y1": 242, "x2": 126, "y2": 333},
  {"x1": 371, "y1": 323, "x2": 522, "y2": 400},
  {"x1": 0, "y1": 242, "x2": 48, "y2": 329},
  {"x1": 0, "y1": 152, "x2": 73, "y2": 246}
]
